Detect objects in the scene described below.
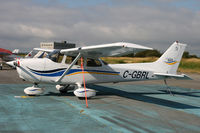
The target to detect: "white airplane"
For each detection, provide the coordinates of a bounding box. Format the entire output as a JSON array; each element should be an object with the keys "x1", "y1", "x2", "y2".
[{"x1": 13, "y1": 41, "x2": 190, "y2": 99}]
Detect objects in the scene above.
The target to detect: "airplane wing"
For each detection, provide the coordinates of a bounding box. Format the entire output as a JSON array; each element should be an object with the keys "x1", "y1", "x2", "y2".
[
  {"x1": 60, "y1": 42, "x2": 153, "y2": 58},
  {"x1": 33, "y1": 48, "x2": 55, "y2": 53}
]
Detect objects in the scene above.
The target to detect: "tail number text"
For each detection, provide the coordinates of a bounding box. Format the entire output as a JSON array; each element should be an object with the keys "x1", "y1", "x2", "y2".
[{"x1": 123, "y1": 70, "x2": 149, "y2": 79}]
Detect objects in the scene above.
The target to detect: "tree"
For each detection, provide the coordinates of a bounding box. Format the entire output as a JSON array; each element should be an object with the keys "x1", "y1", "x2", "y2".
[
  {"x1": 134, "y1": 50, "x2": 161, "y2": 57},
  {"x1": 183, "y1": 51, "x2": 198, "y2": 58},
  {"x1": 183, "y1": 51, "x2": 190, "y2": 58}
]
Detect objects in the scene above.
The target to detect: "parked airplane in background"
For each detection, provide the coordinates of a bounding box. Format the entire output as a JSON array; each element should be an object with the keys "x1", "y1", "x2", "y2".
[
  {"x1": 12, "y1": 41, "x2": 190, "y2": 102},
  {"x1": 0, "y1": 48, "x2": 20, "y2": 70},
  {"x1": 12, "y1": 49, "x2": 20, "y2": 54}
]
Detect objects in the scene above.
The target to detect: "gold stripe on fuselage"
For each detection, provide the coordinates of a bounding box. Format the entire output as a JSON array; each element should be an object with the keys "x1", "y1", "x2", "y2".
[{"x1": 66, "y1": 72, "x2": 119, "y2": 76}]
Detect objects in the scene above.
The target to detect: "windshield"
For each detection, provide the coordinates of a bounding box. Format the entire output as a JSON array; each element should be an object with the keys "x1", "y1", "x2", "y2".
[{"x1": 47, "y1": 50, "x2": 63, "y2": 63}]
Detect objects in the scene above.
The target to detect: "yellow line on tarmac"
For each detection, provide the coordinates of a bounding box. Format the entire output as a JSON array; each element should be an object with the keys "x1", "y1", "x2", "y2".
[{"x1": 14, "y1": 96, "x2": 35, "y2": 98}]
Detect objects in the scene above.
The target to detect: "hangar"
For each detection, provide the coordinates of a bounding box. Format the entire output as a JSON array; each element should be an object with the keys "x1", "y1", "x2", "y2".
[{"x1": 40, "y1": 41, "x2": 76, "y2": 49}]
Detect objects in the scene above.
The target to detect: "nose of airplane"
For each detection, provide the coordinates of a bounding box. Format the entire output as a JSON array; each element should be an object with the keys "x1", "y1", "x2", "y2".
[{"x1": 6, "y1": 60, "x2": 16, "y2": 68}]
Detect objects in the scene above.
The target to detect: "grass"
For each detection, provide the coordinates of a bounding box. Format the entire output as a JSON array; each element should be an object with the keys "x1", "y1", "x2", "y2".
[
  {"x1": 179, "y1": 58, "x2": 200, "y2": 73},
  {"x1": 101, "y1": 57, "x2": 200, "y2": 73},
  {"x1": 101, "y1": 57, "x2": 158, "y2": 64}
]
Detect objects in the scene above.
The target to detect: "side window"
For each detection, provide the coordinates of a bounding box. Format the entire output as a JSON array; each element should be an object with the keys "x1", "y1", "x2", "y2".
[
  {"x1": 65, "y1": 56, "x2": 82, "y2": 66},
  {"x1": 65, "y1": 56, "x2": 74, "y2": 64},
  {"x1": 76, "y1": 58, "x2": 82, "y2": 66},
  {"x1": 87, "y1": 58, "x2": 102, "y2": 67}
]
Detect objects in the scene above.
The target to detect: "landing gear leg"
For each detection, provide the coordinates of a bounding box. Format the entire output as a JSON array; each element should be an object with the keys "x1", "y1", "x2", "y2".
[
  {"x1": 164, "y1": 78, "x2": 174, "y2": 96},
  {"x1": 59, "y1": 85, "x2": 70, "y2": 93},
  {"x1": 56, "y1": 84, "x2": 75, "y2": 93},
  {"x1": 0, "y1": 63, "x2": 2, "y2": 70},
  {"x1": 34, "y1": 83, "x2": 38, "y2": 87}
]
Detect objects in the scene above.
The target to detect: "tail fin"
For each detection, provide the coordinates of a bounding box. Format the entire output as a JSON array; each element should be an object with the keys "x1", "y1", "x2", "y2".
[
  {"x1": 154, "y1": 41, "x2": 187, "y2": 74},
  {"x1": 12, "y1": 49, "x2": 20, "y2": 54}
]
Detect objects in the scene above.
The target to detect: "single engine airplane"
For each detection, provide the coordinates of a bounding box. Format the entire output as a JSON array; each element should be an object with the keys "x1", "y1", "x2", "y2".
[{"x1": 12, "y1": 41, "x2": 190, "y2": 99}]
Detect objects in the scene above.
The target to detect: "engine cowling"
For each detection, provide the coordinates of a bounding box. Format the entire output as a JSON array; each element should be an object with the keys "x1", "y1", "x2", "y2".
[
  {"x1": 24, "y1": 86, "x2": 44, "y2": 96},
  {"x1": 74, "y1": 88, "x2": 96, "y2": 98}
]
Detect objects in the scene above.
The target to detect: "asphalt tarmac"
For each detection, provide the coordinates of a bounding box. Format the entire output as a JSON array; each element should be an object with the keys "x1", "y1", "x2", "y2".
[{"x1": 0, "y1": 69, "x2": 200, "y2": 133}]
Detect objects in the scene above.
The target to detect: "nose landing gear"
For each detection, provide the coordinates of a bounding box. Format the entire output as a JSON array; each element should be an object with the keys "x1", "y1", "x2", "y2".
[{"x1": 24, "y1": 83, "x2": 44, "y2": 96}]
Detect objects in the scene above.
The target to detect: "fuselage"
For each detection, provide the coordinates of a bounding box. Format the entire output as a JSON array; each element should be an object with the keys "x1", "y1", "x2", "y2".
[{"x1": 16, "y1": 58, "x2": 160, "y2": 85}]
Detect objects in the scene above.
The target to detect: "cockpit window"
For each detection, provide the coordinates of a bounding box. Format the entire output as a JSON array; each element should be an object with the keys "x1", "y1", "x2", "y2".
[
  {"x1": 29, "y1": 50, "x2": 48, "y2": 58},
  {"x1": 86, "y1": 58, "x2": 102, "y2": 67},
  {"x1": 48, "y1": 50, "x2": 63, "y2": 63},
  {"x1": 64, "y1": 56, "x2": 102, "y2": 67}
]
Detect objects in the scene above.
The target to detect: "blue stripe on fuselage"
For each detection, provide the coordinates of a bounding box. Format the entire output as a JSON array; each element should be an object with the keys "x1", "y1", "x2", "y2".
[{"x1": 28, "y1": 68, "x2": 119, "y2": 77}]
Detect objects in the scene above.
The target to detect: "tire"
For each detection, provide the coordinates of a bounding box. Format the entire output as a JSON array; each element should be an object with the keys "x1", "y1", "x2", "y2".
[
  {"x1": 59, "y1": 89, "x2": 68, "y2": 93},
  {"x1": 78, "y1": 97, "x2": 91, "y2": 100},
  {"x1": 78, "y1": 97, "x2": 85, "y2": 100}
]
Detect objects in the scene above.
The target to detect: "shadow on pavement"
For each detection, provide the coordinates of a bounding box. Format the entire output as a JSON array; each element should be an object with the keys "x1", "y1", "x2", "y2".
[{"x1": 88, "y1": 84, "x2": 200, "y2": 109}]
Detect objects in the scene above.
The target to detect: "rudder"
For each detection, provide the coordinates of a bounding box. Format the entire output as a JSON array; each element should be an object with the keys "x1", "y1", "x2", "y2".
[{"x1": 153, "y1": 41, "x2": 187, "y2": 74}]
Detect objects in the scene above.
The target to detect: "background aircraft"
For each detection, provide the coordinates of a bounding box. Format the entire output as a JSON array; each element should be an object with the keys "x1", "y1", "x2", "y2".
[
  {"x1": 0, "y1": 48, "x2": 25, "y2": 69},
  {"x1": 0, "y1": 48, "x2": 13, "y2": 70}
]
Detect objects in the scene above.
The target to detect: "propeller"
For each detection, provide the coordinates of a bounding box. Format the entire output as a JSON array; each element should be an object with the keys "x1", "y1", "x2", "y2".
[{"x1": 13, "y1": 58, "x2": 20, "y2": 67}]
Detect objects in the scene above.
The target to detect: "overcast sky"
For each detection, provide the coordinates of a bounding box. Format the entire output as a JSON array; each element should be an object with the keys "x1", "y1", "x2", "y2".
[{"x1": 0, "y1": 0, "x2": 200, "y2": 56}]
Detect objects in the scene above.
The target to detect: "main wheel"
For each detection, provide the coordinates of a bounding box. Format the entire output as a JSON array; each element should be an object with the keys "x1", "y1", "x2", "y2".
[
  {"x1": 74, "y1": 88, "x2": 96, "y2": 99},
  {"x1": 59, "y1": 89, "x2": 68, "y2": 93},
  {"x1": 56, "y1": 85, "x2": 75, "y2": 93}
]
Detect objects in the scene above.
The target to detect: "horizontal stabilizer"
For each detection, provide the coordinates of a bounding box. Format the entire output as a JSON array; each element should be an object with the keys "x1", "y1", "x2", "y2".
[{"x1": 154, "y1": 73, "x2": 192, "y2": 80}]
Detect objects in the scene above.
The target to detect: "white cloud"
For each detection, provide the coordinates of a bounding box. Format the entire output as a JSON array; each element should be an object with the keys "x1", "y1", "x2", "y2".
[
  {"x1": 19, "y1": 24, "x2": 54, "y2": 38},
  {"x1": 0, "y1": 0, "x2": 199, "y2": 56}
]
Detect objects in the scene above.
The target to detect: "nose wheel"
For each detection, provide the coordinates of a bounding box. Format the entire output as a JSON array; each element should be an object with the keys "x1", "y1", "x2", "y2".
[{"x1": 24, "y1": 84, "x2": 44, "y2": 96}]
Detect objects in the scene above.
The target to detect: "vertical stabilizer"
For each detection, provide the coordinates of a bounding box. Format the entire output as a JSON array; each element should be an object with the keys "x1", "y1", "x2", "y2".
[{"x1": 154, "y1": 41, "x2": 187, "y2": 74}]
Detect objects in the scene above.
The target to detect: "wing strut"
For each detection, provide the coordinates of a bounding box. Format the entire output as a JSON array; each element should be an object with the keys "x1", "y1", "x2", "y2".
[
  {"x1": 80, "y1": 57, "x2": 88, "y2": 108},
  {"x1": 56, "y1": 53, "x2": 81, "y2": 83}
]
